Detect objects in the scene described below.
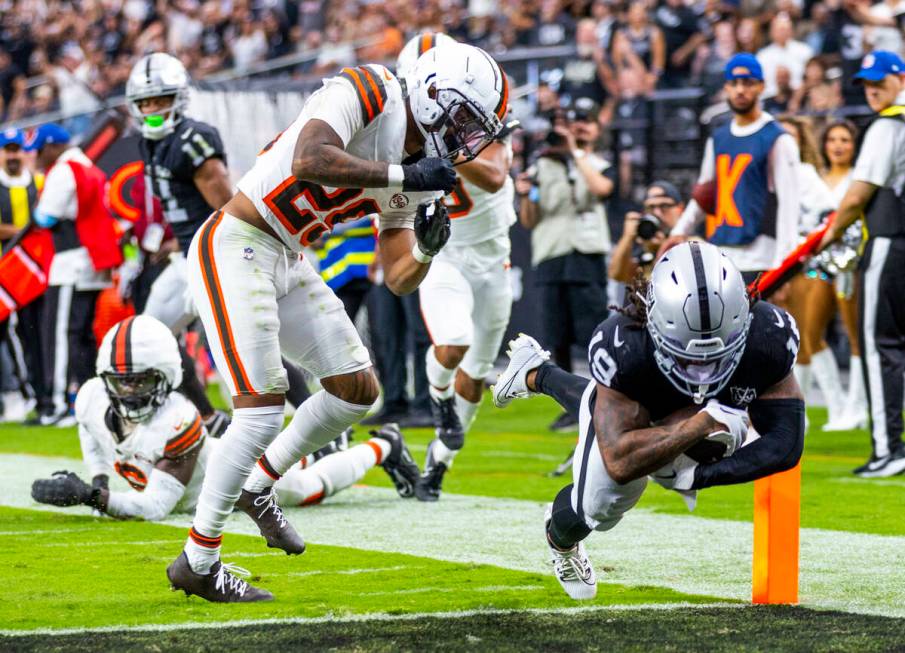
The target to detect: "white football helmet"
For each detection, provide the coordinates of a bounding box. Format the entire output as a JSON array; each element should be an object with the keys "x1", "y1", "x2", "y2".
[
  {"x1": 406, "y1": 42, "x2": 508, "y2": 162},
  {"x1": 646, "y1": 241, "x2": 752, "y2": 404},
  {"x1": 396, "y1": 31, "x2": 458, "y2": 84},
  {"x1": 96, "y1": 315, "x2": 183, "y2": 423},
  {"x1": 125, "y1": 53, "x2": 191, "y2": 140}
]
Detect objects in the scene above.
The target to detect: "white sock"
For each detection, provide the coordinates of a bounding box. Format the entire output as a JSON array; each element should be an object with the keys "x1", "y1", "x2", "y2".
[
  {"x1": 455, "y1": 393, "x2": 480, "y2": 433},
  {"x1": 274, "y1": 439, "x2": 390, "y2": 505},
  {"x1": 429, "y1": 437, "x2": 458, "y2": 467},
  {"x1": 243, "y1": 390, "x2": 371, "y2": 493},
  {"x1": 185, "y1": 405, "x2": 285, "y2": 573},
  {"x1": 811, "y1": 348, "x2": 843, "y2": 423},
  {"x1": 794, "y1": 364, "x2": 812, "y2": 397},
  {"x1": 426, "y1": 346, "x2": 455, "y2": 401}
]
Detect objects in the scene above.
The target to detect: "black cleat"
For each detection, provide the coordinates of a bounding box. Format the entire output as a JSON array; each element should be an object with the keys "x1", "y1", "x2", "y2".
[
  {"x1": 166, "y1": 552, "x2": 273, "y2": 603},
  {"x1": 204, "y1": 410, "x2": 231, "y2": 439},
  {"x1": 430, "y1": 396, "x2": 464, "y2": 449},
  {"x1": 415, "y1": 439, "x2": 448, "y2": 502},
  {"x1": 236, "y1": 488, "x2": 306, "y2": 555},
  {"x1": 370, "y1": 423, "x2": 420, "y2": 498}
]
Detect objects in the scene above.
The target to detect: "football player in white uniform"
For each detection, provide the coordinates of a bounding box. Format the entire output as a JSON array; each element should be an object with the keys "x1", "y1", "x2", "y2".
[
  {"x1": 31, "y1": 317, "x2": 421, "y2": 600},
  {"x1": 396, "y1": 33, "x2": 515, "y2": 502},
  {"x1": 169, "y1": 44, "x2": 509, "y2": 601}
]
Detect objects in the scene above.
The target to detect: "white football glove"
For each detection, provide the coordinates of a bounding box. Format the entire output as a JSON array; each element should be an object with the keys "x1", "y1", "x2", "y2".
[
  {"x1": 699, "y1": 399, "x2": 749, "y2": 457},
  {"x1": 649, "y1": 453, "x2": 698, "y2": 492}
]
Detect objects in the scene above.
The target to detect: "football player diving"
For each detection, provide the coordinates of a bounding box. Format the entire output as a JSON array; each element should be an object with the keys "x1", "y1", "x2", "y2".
[
  {"x1": 492, "y1": 241, "x2": 804, "y2": 600},
  {"x1": 169, "y1": 43, "x2": 508, "y2": 602},
  {"x1": 30, "y1": 316, "x2": 420, "y2": 560}
]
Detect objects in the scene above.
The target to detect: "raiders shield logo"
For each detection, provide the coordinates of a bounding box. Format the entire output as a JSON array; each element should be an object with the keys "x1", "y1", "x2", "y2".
[
  {"x1": 389, "y1": 193, "x2": 409, "y2": 209},
  {"x1": 730, "y1": 386, "x2": 757, "y2": 406}
]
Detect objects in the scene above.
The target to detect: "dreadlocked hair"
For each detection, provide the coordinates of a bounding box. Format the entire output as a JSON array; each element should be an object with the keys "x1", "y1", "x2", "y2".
[{"x1": 609, "y1": 271, "x2": 650, "y2": 327}]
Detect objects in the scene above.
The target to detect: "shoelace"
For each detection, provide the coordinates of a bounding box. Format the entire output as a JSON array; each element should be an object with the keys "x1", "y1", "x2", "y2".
[
  {"x1": 252, "y1": 489, "x2": 288, "y2": 528},
  {"x1": 214, "y1": 562, "x2": 251, "y2": 597},
  {"x1": 552, "y1": 547, "x2": 592, "y2": 583}
]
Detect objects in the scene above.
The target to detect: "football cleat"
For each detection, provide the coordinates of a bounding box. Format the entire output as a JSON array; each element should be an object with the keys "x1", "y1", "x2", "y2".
[
  {"x1": 166, "y1": 552, "x2": 273, "y2": 603},
  {"x1": 854, "y1": 449, "x2": 905, "y2": 478},
  {"x1": 545, "y1": 505, "x2": 597, "y2": 600},
  {"x1": 204, "y1": 410, "x2": 231, "y2": 439},
  {"x1": 414, "y1": 439, "x2": 448, "y2": 502},
  {"x1": 492, "y1": 334, "x2": 550, "y2": 408},
  {"x1": 370, "y1": 423, "x2": 421, "y2": 498},
  {"x1": 235, "y1": 488, "x2": 305, "y2": 555}
]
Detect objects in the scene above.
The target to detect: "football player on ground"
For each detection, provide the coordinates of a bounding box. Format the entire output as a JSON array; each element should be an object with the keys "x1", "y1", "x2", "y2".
[
  {"x1": 492, "y1": 241, "x2": 805, "y2": 600},
  {"x1": 30, "y1": 316, "x2": 420, "y2": 560},
  {"x1": 396, "y1": 33, "x2": 514, "y2": 502},
  {"x1": 167, "y1": 44, "x2": 508, "y2": 601},
  {"x1": 125, "y1": 53, "x2": 233, "y2": 437}
]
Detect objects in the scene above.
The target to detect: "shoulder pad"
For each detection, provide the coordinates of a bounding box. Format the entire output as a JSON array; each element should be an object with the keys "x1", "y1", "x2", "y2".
[
  {"x1": 75, "y1": 377, "x2": 107, "y2": 424},
  {"x1": 154, "y1": 394, "x2": 204, "y2": 458},
  {"x1": 336, "y1": 65, "x2": 391, "y2": 127}
]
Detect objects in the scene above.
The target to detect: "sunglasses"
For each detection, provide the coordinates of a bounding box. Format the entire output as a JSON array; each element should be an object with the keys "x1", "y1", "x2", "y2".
[{"x1": 643, "y1": 200, "x2": 677, "y2": 211}]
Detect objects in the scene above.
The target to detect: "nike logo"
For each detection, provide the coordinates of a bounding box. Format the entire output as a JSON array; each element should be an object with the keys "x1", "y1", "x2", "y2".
[
  {"x1": 181, "y1": 128, "x2": 194, "y2": 140},
  {"x1": 772, "y1": 309, "x2": 785, "y2": 328},
  {"x1": 614, "y1": 326, "x2": 624, "y2": 348}
]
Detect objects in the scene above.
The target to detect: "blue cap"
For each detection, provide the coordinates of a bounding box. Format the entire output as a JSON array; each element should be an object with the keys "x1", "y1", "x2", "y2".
[
  {"x1": 0, "y1": 128, "x2": 24, "y2": 148},
  {"x1": 25, "y1": 123, "x2": 71, "y2": 151},
  {"x1": 724, "y1": 53, "x2": 763, "y2": 81},
  {"x1": 854, "y1": 50, "x2": 905, "y2": 82}
]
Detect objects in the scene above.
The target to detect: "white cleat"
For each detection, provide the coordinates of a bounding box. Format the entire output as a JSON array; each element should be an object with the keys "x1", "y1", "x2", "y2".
[
  {"x1": 544, "y1": 505, "x2": 597, "y2": 600},
  {"x1": 491, "y1": 334, "x2": 550, "y2": 408}
]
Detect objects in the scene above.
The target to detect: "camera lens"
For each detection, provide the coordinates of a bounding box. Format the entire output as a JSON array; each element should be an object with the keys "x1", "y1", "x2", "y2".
[{"x1": 636, "y1": 214, "x2": 661, "y2": 240}]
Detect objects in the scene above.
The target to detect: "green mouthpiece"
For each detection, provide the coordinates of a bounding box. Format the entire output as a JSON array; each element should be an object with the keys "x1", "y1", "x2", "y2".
[{"x1": 144, "y1": 115, "x2": 165, "y2": 128}]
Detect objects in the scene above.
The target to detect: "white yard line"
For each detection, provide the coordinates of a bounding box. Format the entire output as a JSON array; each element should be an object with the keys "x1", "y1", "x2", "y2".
[
  {"x1": 0, "y1": 602, "x2": 745, "y2": 638},
  {"x1": 287, "y1": 566, "x2": 408, "y2": 577},
  {"x1": 3, "y1": 454, "x2": 904, "y2": 619}
]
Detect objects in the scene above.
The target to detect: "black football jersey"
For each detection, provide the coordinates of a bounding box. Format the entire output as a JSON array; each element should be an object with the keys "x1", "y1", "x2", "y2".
[
  {"x1": 138, "y1": 119, "x2": 226, "y2": 254},
  {"x1": 588, "y1": 300, "x2": 798, "y2": 419}
]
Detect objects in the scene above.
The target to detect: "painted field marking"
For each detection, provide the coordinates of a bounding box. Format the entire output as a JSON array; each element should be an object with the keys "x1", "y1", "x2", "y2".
[
  {"x1": 287, "y1": 566, "x2": 408, "y2": 578},
  {"x1": 0, "y1": 602, "x2": 745, "y2": 637},
  {"x1": 359, "y1": 584, "x2": 545, "y2": 597}
]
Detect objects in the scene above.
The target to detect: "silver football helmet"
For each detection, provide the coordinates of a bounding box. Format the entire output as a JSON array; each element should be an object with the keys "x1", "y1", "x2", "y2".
[
  {"x1": 125, "y1": 53, "x2": 190, "y2": 140},
  {"x1": 646, "y1": 241, "x2": 752, "y2": 403}
]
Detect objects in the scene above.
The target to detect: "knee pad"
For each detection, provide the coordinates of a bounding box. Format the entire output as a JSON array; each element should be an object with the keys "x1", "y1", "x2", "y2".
[
  {"x1": 439, "y1": 428, "x2": 465, "y2": 451},
  {"x1": 547, "y1": 484, "x2": 592, "y2": 550}
]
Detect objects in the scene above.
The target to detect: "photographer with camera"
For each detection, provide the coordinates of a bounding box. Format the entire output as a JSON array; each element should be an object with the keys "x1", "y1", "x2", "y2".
[
  {"x1": 516, "y1": 98, "x2": 613, "y2": 431},
  {"x1": 609, "y1": 181, "x2": 685, "y2": 283}
]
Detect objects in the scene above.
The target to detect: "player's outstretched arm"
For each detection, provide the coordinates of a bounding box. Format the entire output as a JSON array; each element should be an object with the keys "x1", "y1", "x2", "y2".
[
  {"x1": 692, "y1": 371, "x2": 805, "y2": 490},
  {"x1": 292, "y1": 119, "x2": 392, "y2": 189},
  {"x1": 595, "y1": 384, "x2": 722, "y2": 484},
  {"x1": 193, "y1": 157, "x2": 233, "y2": 210}
]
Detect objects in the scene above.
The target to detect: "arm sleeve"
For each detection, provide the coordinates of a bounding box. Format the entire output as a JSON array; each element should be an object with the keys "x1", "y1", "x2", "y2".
[
  {"x1": 78, "y1": 424, "x2": 113, "y2": 479},
  {"x1": 104, "y1": 468, "x2": 186, "y2": 521},
  {"x1": 691, "y1": 398, "x2": 805, "y2": 489},
  {"x1": 672, "y1": 138, "x2": 714, "y2": 236},
  {"x1": 35, "y1": 164, "x2": 77, "y2": 220},
  {"x1": 769, "y1": 133, "x2": 802, "y2": 266},
  {"x1": 304, "y1": 79, "x2": 367, "y2": 148},
  {"x1": 852, "y1": 121, "x2": 896, "y2": 187}
]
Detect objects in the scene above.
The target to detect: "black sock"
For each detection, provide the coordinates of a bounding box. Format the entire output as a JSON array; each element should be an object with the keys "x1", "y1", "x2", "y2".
[
  {"x1": 178, "y1": 345, "x2": 214, "y2": 418},
  {"x1": 534, "y1": 362, "x2": 588, "y2": 421},
  {"x1": 547, "y1": 484, "x2": 592, "y2": 550}
]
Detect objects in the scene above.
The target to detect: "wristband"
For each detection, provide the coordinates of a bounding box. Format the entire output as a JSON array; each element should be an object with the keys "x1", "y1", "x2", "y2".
[
  {"x1": 572, "y1": 149, "x2": 587, "y2": 159},
  {"x1": 387, "y1": 164, "x2": 405, "y2": 187},
  {"x1": 411, "y1": 243, "x2": 433, "y2": 264}
]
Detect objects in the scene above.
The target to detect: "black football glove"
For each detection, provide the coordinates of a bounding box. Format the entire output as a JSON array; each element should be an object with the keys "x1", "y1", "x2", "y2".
[
  {"x1": 31, "y1": 471, "x2": 96, "y2": 507},
  {"x1": 402, "y1": 157, "x2": 457, "y2": 193},
  {"x1": 414, "y1": 200, "x2": 451, "y2": 258}
]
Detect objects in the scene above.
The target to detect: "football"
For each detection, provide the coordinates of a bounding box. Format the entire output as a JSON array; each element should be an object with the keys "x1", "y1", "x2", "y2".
[
  {"x1": 692, "y1": 180, "x2": 717, "y2": 215},
  {"x1": 659, "y1": 404, "x2": 728, "y2": 463}
]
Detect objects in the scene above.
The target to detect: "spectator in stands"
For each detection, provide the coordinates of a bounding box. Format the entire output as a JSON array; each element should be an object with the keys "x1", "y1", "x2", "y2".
[
  {"x1": 229, "y1": 12, "x2": 267, "y2": 71},
  {"x1": 655, "y1": 0, "x2": 711, "y2": 89},
  {"x1": 612, "y1": 0, "x2": 666, "y2": 92},
  {"x1": 559, "y1": 18, "x2": 615, "y2": 113},
  {"x1": 532, "y1": 0, "x2": 577, "y2": 47},
  {"x1": 609, "y1": 180, "x2": 685, "y2": 282},
  {"x1": 764, "y1": 65, "x2": 795, "y2": 112},
  {"x1": 0, "y1": 46, "x2": 24, "y2": 121},
  {"x1": 757, "y1": 12, "x2": 814, "y2": 94},
  {"x1": 515, "y1": 101, "x2": 613, "y2": 431}
]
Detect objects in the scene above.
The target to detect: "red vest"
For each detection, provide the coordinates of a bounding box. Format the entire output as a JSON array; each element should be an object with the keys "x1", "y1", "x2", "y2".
[{"x1": 68, "y1": 159, "x2": 123, "y2": 271}]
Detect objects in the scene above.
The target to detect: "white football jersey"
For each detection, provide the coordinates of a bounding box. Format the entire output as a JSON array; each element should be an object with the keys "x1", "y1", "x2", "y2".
[
  {"x1": 74, "y1": 378, "x2": 211, "y2": 513},
  {"x1": 444, "y1": 140, "x2": 516, "y2": 248},
  {"x1": 237, "y1": 64, "x2": 439, "y2": 252}
]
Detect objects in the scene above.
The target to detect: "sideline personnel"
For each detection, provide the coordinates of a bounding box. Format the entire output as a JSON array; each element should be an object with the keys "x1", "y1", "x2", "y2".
[{"x1": 820, "y1": 50, "x2": 905, "y2": 478}]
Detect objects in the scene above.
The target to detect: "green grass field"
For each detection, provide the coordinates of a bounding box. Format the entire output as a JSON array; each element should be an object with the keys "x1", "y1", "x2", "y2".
[{"x1": 1, "y1": 393, "x2": 903, "y2": 651}]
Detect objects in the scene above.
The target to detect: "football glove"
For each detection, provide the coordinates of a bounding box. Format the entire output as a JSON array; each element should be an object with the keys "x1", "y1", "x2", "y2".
[
  {"x1": 414, "y1": 199, "x2": 451, "y2": 258},
  {"x1": 699, "y1": 400, "x2": 749, "y2": 457},
  {"x1": 402, "y1": 157, "x2": 457, "y2": 193},
  {"x1": 649, "y1": 454, "x2": 698, "y2": 492},
  {"x1": 31, "y1": 471, "x2": 99, "y2": 508}
]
